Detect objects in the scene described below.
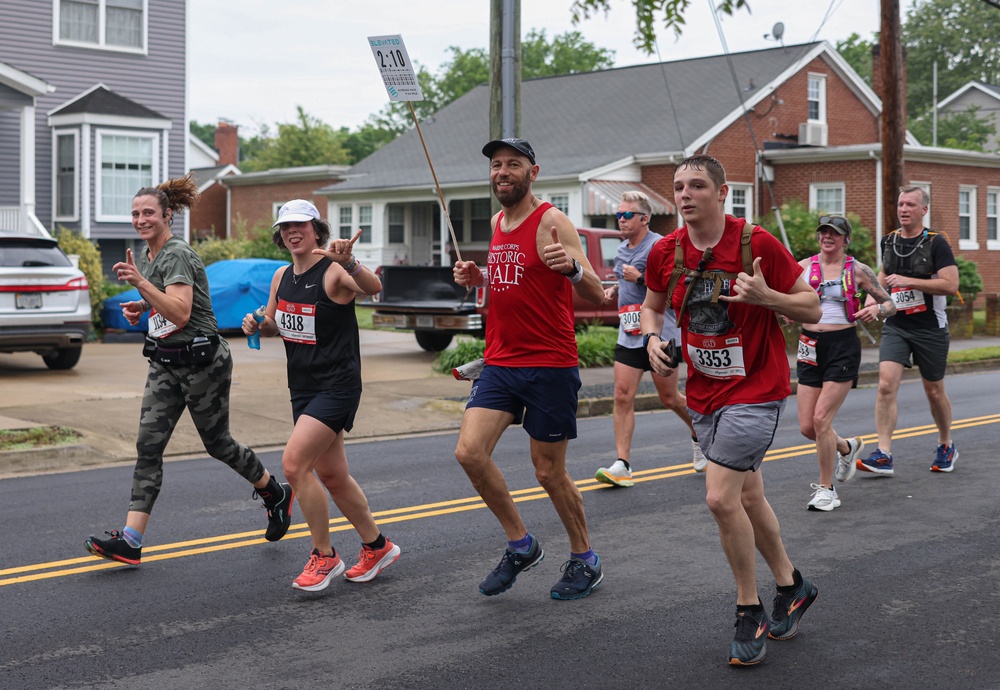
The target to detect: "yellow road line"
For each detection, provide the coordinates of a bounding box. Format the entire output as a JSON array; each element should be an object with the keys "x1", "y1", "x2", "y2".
[{"x1": 3, "y1": 414, "x2": 997, "y2": 587}]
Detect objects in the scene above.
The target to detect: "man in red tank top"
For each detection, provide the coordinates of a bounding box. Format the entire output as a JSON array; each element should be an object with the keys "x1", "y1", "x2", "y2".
[{"x1": 453, "y1": 138, "x2": 606, "y2": 600}]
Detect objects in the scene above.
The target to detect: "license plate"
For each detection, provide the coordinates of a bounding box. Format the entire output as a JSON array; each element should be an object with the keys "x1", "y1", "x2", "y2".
[
  {"x1": 373, "y1": 314, "x2": 408, "y2": 328},
  {"x1": 416, "y1": 316, "x2": 434, "y2": 328},
  {"x1": 16, "y1": 292, "x2": 42, "y2": 309}
]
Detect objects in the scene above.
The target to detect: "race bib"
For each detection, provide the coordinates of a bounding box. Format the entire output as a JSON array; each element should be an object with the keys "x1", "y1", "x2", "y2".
[
  {"x1": 797, "y1": 333, "x2": 818, "y2": 366},
  {"x1": 618, "y1": 304, "x2": 642, "y2": 335},
  {"x1": 685, "y1": 332, "x2": 746, "y2": 380},
  {"x1": 276, "y1": 299, "x2": 317, "y2": 344},
  {"x1": 891, "y1": 286, "x2": 927, "y2": 314},
  {"x1": 147, "y1": 309, "x2": 180, "y2": 339}
]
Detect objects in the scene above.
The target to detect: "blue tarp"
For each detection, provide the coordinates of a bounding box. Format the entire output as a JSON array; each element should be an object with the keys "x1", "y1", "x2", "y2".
[{"x1": 101, "y1": 258, "x2": 288, "y2": 332}]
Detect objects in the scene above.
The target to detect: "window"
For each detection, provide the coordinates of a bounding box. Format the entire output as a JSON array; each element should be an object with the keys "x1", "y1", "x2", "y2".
[
  {"x1": 807, "y1": 74, "x2": 826, "y2": 123},
  {"x1": 54, "y1": 131, "x2": 78, "y2": 220},
  {"x1": 958, "y1": 186, "x2": 977, "y2": 250},
  {"x1": 387, "y1": 205, "x2": 406, "y2": 244},
  {"x1": 96, "y1": 131, "x2": 155, "y2": 221},
  {"x1": 470, "y1": 199, "x2": 492, "y2": 242},
  {"x1": 987, "y1": 188, "x2": 999, "y2": 249},
  {"x1": 550, "y1": 194, "x2": 569, "y2": 214},
  {"x1": 599, "y1": 236, "x2": 619, "y2": 269},
  {"x1": 726, "y1": 184, "x2": 753, "y2": 220},
  {"x1": 339, "y1": 206, "x2": 353, "y2": 239},
  {"x1": 809, "y1": 182, "x2": 844, "y2": 215},
  {"x1": 56, "y1": 0, "x2": 146, "y2": 52},
  {"x1": 358, "y1": 205, "x2": 372, "y2": 243}
]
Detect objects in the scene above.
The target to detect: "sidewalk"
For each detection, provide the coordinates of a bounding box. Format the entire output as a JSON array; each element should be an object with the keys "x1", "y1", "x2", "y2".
[{"x1": 1, "y1": 330, "x2": 998, "y2": 477}]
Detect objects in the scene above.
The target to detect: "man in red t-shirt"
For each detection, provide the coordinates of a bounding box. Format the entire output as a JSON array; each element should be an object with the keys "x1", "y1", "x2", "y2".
[
  {"x1": 453, "y1": 138, "x2": 606, "y2": 601},
  {"x1": 641, "y1": 155, "x2": 822, "y2": 666}
]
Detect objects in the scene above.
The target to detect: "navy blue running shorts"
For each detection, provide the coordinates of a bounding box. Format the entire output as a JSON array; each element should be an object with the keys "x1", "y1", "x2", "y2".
[
  {"x1": 290, "y1": 388, "x2": 361, "y2": 434},
  {"x1": 466, "y1": 365, "x2": 581, "y2": 442}
]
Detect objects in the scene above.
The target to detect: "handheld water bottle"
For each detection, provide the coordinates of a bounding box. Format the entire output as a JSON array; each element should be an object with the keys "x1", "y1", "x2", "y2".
[{"x1": 247, "y1": 306, "x2": 266, "y2": 350}]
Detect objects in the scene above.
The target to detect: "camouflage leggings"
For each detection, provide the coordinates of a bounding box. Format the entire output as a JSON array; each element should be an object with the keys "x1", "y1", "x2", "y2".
[{"x1": 129, "y1": 339, "x2": 265, "y2": 514}]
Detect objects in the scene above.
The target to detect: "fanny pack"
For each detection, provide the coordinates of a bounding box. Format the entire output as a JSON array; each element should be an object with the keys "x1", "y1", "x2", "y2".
[{"x1": 143, "y1": 334, "x2": 219, "y2": 367}]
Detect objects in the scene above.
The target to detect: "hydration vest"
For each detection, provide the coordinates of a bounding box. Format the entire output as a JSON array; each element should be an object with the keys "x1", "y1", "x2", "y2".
[
  {"x1": 881, "y1": 228, "x2": 938, "y2": 279},
  {"x1": 807, "y1": 255, "x2": 861, "y2": 323},
  {"x1": 664, "y1": 220, "x2": 755, "y2": 327}
]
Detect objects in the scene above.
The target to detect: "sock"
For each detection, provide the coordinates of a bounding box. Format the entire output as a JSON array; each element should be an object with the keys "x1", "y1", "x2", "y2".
[
  {"x1": 122, "y1": 526, "x2": 143, "y2": 549},
  {"x1": 257, "y1": 475, "x2": 283, "y2": 505},
  {"x1": 777, "y1": 568, "x2": 803, "y2": 593},
  {"x1": 736, "y1": 600, "x2": 764, "y2": 614},
  {"x1": 618, "y1": 458, "x2": 631, "y2": 471},
  {"x1": 508, "y1": 534, "x2": 533, "y2": 553},
  {"x1": 571, "y1": 549, "x2": 598, "y2": 566},
  {"x1": 365, "y1": 533, "x2": 387, "y2": 551}
]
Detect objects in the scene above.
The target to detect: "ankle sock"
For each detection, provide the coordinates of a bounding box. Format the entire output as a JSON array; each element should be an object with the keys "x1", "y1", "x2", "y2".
[
  {"x1": 737, "y1": 601, "x2": 764, "y2": 614},
  {"x1": 257, "y1": 476, "x2": 283, "y2": 505},
  {"x1": 508, "y1": 534, "x2": 533, "y2": 553},
  {"x1": 122, "y1": 526, "x2": 143, "y2": 549},
  {"x1": 365, "y1": 533, "x2": 387, "y2": 551},
  {"x1": 618, "y1": 458, "x2": 631, "y2": 471},
  {"x1": 571, "y1": 549, "x2": 598, "y2": 566},
  {"x1": 777, "y1": 568, "x2": 803, "y2": 593}
]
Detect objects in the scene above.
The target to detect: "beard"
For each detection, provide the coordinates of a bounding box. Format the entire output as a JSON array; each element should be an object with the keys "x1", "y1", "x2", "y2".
[{"x1": 492, "y1": 173, "x2": 531, "y2": 207}]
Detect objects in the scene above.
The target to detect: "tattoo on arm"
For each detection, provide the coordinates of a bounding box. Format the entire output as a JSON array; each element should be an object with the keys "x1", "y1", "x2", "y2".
[{"x1": 858, "y1": 263, "x2": 891, "y2": 303}]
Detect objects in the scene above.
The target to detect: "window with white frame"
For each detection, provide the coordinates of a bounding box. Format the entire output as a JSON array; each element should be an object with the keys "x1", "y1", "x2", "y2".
[
  {"x1": 338, "y1": 206, "x2": 353, "y2": 239},
  {"x1": 54, "y1": 131, "x2": 78, "y2": 221},
  {"x1": 726, "y1": 184, "x2": 753, "y2": 220},
  {"x1": 96, "y1": 131, "x2": 155, "y2": 221},
  {"x1": 809, "y1": 182, "x2": 844, "y2": 215},
  {"x1": 959, "y1": 186, "x2": 978, "y2": 250},
  {"x1": 56, "y1": 0, "x2": 146, "y2": 52},
  {"x1": 387, "y1": 204, "x2": 405, "y2": 244},
  {"x1": 987, "y1": 187, "x2": 999, "y2": 248},
  {"x1": 807, "y1": 74, "x2": 827, "y2": 123},
  {"x1": 549, "y1": 194, "x2": 569, "y2": 214},
  {"x1": 358, "y1": 205, "x2": 372, "y2": 243},
  {"x1": 470, "y1": 199, "x2": 492, "y2": 242}
]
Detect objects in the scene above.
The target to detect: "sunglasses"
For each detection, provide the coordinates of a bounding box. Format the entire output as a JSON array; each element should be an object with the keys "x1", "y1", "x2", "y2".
[
  {"x1": 818, "y1": 215, "x2": 850, "y2": 233},
  {"x1": 616, "y1": 211, "x2": 646, "y2": 220}
]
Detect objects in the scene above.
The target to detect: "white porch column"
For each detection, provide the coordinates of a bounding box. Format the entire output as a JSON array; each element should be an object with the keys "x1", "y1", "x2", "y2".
[
  {"x1": 20, "y1": 105, "x2": 35, "y2": 233},
  {"x1": 81, "y1": 124, "x2": 91, "y2": 239}
]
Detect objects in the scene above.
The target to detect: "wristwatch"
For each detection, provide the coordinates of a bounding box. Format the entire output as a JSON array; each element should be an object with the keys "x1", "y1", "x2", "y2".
[
  {"x1": 877, "y1": 302, "x2": 886, "y2": 315},
  {"x1": 643, "y1": 333, "x2": 660, "y2": 349},
  {"x1": 636, "y1": 275, "x2": 646, "y2": 287},
  {"x1": 562, "y1": 259, "x2": 581, "y2": 277}
]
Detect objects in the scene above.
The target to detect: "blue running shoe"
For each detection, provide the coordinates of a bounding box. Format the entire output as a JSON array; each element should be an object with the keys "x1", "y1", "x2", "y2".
[
  {"x1": 769, "y1": 574, "x2": 818, "y2": 640},
  {"x1": 931, "y1": 443, "x2": 958, "y2": 473},
  {"x1": 479, "y1": 537, "x2": 544, "y2": 596},
  {"x1": 729, "y1": 607, "x2": 769, "y2": 666},
  {"x1": 857, "y1": 448, "x2": 893, "y2": 476},
  {"x1": 550, "y1": 557, "x2": 603, "y2": 600}
]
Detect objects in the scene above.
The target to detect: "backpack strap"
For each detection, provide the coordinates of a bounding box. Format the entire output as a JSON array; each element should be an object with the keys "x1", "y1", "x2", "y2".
[
  {"x1": 741, "y1": 219, "x2": 754, "y2": 276},
  {"x1": 665, "y1": 222, "x2": 751, "y2": 327}
]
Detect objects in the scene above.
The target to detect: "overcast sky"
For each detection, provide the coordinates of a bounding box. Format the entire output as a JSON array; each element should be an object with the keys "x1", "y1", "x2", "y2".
[{"x1": 187, "y1": 0, "x2": 899, "y2": 137}]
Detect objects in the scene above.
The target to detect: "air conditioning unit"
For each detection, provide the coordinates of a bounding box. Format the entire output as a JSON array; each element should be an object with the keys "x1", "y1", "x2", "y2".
[{"x1": 798, "y1": 121, "x2": 828, "y2": 147}]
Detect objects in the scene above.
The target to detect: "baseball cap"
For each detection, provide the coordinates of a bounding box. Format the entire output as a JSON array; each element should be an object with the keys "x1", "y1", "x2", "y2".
[
  {"x1": 817, "y1": 215, "x2": 852, "y2": 236},
  {"x1": 272, "y1": 199, "x2": 320, "y2": 228},
  {"x1": 482, "y1": 138, "x2": 536, "y2": 165}
]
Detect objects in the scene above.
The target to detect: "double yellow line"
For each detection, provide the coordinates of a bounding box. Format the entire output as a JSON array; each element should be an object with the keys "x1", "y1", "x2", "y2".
[{"x1": 3, "y1": 413, "x2": 997, "y2": 587}]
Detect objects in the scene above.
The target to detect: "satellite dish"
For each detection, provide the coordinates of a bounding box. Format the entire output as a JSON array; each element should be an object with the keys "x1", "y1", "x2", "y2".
[{"x1": 772, "y1": 22, "x2": 785, "y2": 40}]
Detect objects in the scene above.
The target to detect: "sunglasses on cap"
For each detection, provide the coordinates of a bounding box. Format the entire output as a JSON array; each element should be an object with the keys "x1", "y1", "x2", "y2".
[
  {"x1": 616, "y1": 211, "x2": 646, "y2": 220},
  {"x1": 817, "y1": 215, "x2": 850, "y2": 233}
]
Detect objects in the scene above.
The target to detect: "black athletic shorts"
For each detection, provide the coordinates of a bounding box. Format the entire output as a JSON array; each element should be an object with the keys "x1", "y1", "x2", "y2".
[
  {"x1": 796, "y1": 327, "x2": 861, "y2": 388},
  {"x1": 614, "y1": 344, "x2": 653, "y2": 372}
]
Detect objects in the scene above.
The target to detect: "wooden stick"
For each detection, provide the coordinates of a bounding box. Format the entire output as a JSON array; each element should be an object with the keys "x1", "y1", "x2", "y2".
[{"x1": 408, "y1": 101, "x2": 462, "y2": 263}]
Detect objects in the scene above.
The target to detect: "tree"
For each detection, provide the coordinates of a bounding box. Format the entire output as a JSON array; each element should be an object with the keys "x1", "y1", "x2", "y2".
[
  {"x1": 239, "y1": 106, "x2": 350, "y2": 172},
  {"x1": 836, "y1": 33, "x2": 875, "y2": 88},
  {"x1": 570, "y1": 0, "x2": 749, "y2": 53},
  {"x1": 189, "y1": 120, "x2": 215, "y2": 149},
  {"x1": 909, "y1": 105, "x2": 997, "y2": 151},
  {"x1": 339, "y1": 123, "x2": 398, "y2": 164}
]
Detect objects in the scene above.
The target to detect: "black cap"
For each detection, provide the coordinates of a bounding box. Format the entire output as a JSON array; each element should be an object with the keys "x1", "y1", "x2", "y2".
[
  {"x1": 817, "y1": 215, "x2": 852, "y2": 236},
  {"x1": 482, "y1": 138, "x2": 536, "y2": 165}
]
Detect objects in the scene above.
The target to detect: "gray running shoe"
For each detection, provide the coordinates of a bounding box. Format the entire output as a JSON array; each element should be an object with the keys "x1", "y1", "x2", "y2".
[{"x1": 835, "y1": 436, "x2": 864, "y2": 482}]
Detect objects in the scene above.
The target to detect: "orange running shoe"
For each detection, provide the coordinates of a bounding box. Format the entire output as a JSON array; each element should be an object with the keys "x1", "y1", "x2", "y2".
[
  {"x1": 344, "y1": 540, "x2": 401, "y2": 582},
  {"x1": 292, "y1": 548, "x2": 344, "y2": 592}
]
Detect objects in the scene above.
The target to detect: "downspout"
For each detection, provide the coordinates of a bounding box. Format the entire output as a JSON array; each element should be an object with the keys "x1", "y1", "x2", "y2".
[{"x1": 870, "y1": 148, "x2": 882, "y2": 266}]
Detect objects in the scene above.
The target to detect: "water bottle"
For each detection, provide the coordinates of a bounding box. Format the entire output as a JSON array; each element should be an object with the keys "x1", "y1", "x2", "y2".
[{"x1": 247, "y1": 306, "x2": 266, "y2": 350}]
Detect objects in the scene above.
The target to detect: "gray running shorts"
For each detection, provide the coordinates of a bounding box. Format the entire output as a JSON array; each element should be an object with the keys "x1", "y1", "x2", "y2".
[
  {"x1": 689, "y1": 400, "x2": 786, "y2": 472},
  {"x1": 879, "y1": 321, "x2": 950, "y2": 382}
]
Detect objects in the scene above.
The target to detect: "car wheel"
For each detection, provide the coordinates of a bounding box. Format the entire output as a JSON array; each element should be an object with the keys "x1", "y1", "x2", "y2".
[
  {"x1": 43, "y1": 347, "x2": 83, "y2": 370},
  {"x1": 414, "y1": 331, "x2": 453, "y2": 352}
]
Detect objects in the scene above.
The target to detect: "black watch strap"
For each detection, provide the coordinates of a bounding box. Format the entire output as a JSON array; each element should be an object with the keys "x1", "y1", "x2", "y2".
[
  {"x1": 636, "y1": 275, "x2": 646, "y2": 287},
  {"x1": 643, "y1": 333, "x2": 659, "y2": 348},
  {"x1": 562, "y1": 259, "x2": 581, "y2": 277}
]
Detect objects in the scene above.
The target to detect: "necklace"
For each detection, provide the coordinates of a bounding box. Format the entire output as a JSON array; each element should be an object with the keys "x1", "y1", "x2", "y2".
[{"x1": 501, "y1": 199, "x2": 537, "y2": 233}]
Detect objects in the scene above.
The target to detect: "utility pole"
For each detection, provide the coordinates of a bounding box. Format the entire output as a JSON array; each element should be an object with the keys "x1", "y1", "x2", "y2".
[
  {"x1": 880, "y1": 0, "x2": 905, "y2": 235},
  {"x1": 489, "y1": 0, "x2": 520, "y2": 214}
]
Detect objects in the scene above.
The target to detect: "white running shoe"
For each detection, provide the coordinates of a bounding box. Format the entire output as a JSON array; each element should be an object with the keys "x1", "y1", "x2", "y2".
[
  {"x1": 692, "y1": 439, "x2": 708, "y2": 473},
  {"x1": 835, "y1": 436, "x2": 865, "y2": 483},
  {"x1": 807, "y1": 483, "x2": 841, "y2": 512},
  {"x1": 595, "y1": 459, "x2": 634, "y2": 487}
]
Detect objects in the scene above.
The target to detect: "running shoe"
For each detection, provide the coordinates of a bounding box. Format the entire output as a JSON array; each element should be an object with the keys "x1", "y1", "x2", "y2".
[
  {"x1": 595, "y1": 459, "x2": 634, "y2": 487},
  {"x1": 769, "y1": 574, "x2": 818, "y2": 640},
  {"x1": 344, "y1": 540, "x2": 401, "y2": 582},
  {"x1": 550, "y1": 557, "x2": 604, "y2": 600},
  {"x1": 692, "y1": 439, "x2": 709, "y2": 473},
  {"x1": 857, "y1": 448, "x2": 894, "y2": 476},
  {"x1": 84, "y1": 530, "x2": 141, "y2": 566},
  {"x1": 729, "y1": 607, "x2": 769, "y2": 666},
  {"x1": 479, "y1": 536, "x2": 544, "y2": 596},
  {"x1": 292, "y1": 548, "x2": 345, "y2": 592},
  {"x1": 930, "y1": 442, "x2": 958, "y2": 473},
  {"x1": 807, "y1": 483, "x2": 840, "y2": 512},
  {"x1": 835, "y1": 436, "x2": 865, "y2": 482},
  {"x1": 254, "y1": 482, "x2": 294, "y2": 542}
]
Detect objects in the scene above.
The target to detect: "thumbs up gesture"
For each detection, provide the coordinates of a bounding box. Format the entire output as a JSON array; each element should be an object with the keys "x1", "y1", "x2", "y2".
[{"x1": 542, "y1": 226, "x2": 571, "y2": 274}]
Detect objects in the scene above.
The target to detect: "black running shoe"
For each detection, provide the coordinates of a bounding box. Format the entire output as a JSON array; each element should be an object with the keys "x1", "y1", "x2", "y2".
[
  {"x1": 255, "y1": 482, "x2": 294, "y2": 542},
  {"x1": 85, "y1": 530, "x2": 141, "y2": 565},
  {"x1": 479, "y1": 537, "x2": 544, "y2": 596},
  {"x1": 769, "y1": 574, "x2": 818, "y2": 640},
  {"x1": 729, "y1": 608, "x2": 769, "y2": 666},
  {"x1": 550, "y1": 557, "x2": 604, "y2": 600}
]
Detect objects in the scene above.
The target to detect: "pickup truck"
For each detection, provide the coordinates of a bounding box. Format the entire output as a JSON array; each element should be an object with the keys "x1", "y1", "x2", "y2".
[{"x1": 361, "y1": 227, "x2": 625, "y2": 351}]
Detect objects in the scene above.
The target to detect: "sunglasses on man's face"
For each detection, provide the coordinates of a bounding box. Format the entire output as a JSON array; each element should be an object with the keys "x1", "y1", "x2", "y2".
[{"x1": 616, "y1": 211, "x2": 645, "y2": 220}]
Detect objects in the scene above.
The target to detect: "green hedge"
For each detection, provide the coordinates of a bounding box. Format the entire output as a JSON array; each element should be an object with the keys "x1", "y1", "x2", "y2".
[{"x1": 433, "y1": 324, "x2": 618, "y2": 372}]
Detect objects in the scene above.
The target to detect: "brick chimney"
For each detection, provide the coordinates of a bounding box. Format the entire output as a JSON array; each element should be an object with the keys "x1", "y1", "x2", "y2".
[{"x1": 214, "y1": 121, "x2": 239, "y2": 166}]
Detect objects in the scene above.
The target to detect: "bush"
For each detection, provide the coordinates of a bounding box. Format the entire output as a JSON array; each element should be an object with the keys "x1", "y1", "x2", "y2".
[
  {"x1": 756, "y1": 200, "x2": 877, "y2": 268},
  {"x1": 433, "y1": 337, "x2": 485, "y2": 374},
  {"x1": 953, "y1": 256, "x2": 984, "y2": 304},
  {"x1": 54, "y1": 227, "x2": 105, "y2": 337},
  {"x1": 432, "y1": 324, "x2": 619, "y2": 373},
  {"x1": 193, "y1": 224, "x2": 287, "y2": 265}
]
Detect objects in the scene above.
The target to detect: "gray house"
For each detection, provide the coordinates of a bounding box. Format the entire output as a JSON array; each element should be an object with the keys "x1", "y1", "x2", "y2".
[
  {"x1": 0, "y1": 0, "x2": 188, "y2": 274},
  {"x1": 937, "y1": 81, "x2": 1000, "y2": 153}
]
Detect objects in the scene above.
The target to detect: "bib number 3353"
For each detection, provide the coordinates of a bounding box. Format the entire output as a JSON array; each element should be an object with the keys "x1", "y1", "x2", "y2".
[{"x1": 686, "y1": 333, "x2": 746, "y2": 380}]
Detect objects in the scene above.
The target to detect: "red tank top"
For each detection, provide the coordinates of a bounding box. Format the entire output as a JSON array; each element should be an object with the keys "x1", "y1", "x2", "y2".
[{"x1": 484, "y1": 202, "x2": 578, "y2": 367}]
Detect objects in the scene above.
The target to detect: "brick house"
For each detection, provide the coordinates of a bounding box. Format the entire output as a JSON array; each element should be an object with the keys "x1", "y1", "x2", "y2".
[
  {"x1": 189, "y1": 122, "x2": 240, "y2": 240},
  {"x1": 320, "y1": 41, "x2": 1000, "y2": 299}
]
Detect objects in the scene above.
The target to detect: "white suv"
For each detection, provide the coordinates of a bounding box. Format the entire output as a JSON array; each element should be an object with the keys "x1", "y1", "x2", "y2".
[{"x1": 0, "y1": 233, "x2": 91, "y2": 370}]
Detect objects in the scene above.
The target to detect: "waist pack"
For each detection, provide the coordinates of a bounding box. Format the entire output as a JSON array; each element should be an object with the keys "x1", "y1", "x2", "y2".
[{"x1": 143, "y1": 334, "x2": 219, "y2": 367}]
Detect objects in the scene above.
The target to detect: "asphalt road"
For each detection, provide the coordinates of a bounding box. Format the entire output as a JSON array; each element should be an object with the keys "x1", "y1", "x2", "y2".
[{"x1": 2, "y1": 371, "x2": 999, "y2": 689}]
